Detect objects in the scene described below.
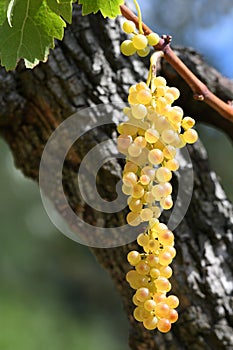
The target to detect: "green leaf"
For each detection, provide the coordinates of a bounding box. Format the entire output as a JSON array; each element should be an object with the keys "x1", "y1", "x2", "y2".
[
  {"x1": 0, "y1": 0, "x2": 10, "y2": 25},
  {"x1": 0, "y1": 0, "x2": 66, "y2": 70},
  {"x1": 78, "y1": 0, "x2": 124, "y2": 19},
  {"x1": 46, "y1": 0, "x2": 75, "y2": 24}
]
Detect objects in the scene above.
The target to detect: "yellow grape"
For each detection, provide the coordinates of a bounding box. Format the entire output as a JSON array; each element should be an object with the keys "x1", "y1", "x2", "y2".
[
  {"x1": 126, "y1": 211, "x2": 141, "y2": 226},
  {"x1": 122, "y1": 184, "x2": 133, "y2": 195},
  {"x1": 156, "y1": 85, "x2": 166, "y2": 97},
  {"x1": 134, "y1": 136, "x2": 147, "y2": 148},
  {"x1": 128, "y1": 143, "x2": 142, "y2": 157},
  {"x1": 161, "y1": 182, "x2": 172, "y2": 196},
  {"x1": 122, "y1": 20, "x2": 136, "y2": 34},
  {"x1": 137, "y1": 47, "x2": 150, "y2": 57},
  {"x1": 129, "y1": 85, "x2": 137, "y2": 94},
  {"x1": 136, "y1": 261, "x2": 150, "y2": 276},
  {"x1": 146, "y1": 254, "x2": 159, "y2": 267},
  {"x1": 148, "y1": 149, "x2": 164, "y2": 165},
  {"x1": 164, "y1": 93, "x2": 175, "y2": 104},
  {"x1": 182, "y1": 116, "x2": 195, "y2": 130},
  {"x1": 165, "y1": 159, "x2": 179, "y2": 171},
  {"x1": 183, "y1": 129, "x2": 198, "y2": 143},
  {"x1": 124, "y1": 161, "x2": 138, "y2": 173},
  {"x1": 143, "y1": 316, "x2": 158, "y2": 330},
  {"x1": 147, "y1": 238, "x2": 160, "y2": 252},
  {"x1": 135, "y1": 287, "x2": 150, "y2": 302},
  {"x1": 120, "y1": 40, "x2": 137, "y2": 56},
  {"x1": 144, "y1": 299, "x2": 157, "y2": 312},
  {"x1": 131, "y1": 104, "x2": 147, "y2": 119},
  {"x1": 122, "y1": 172, "x2": 138, "y2": 187},
  {"x1": 154, "y1": 302, "x2": 170, "y2": 318},
  {"x1": 140, "y1": 174, "x2": 150, "y2": 186},
  {"x1": 166, "y1": 87, "x2": 180, "y2": 100},
  {"x1": 132, "y1": 294, "x2": 142, "y2": 306},
  {"x1": 129, "y1": 197, "x2": 143, "y2": 213},
  {"x1": 158, "y1": 251, "x2": 173, "y2": 266},
  {"x1": 158, "y1": 229, "x2": 174, "y2": 246},
  {"x1": 117, "y1": 134, "x2": 132, "y2": 150},
  {"x1": 133, "y1": 307, "x2": 145, "y2": 322},
  {"x1": 127, "y1": 250, "x2": 141, "y2": 265},
  {"x1": 166, "y1": 295, "x2": 179, "y2": 308},
  {"x1": 136, "y1": 82, "x2": 150, "y2": 91},
  {"x1": 143, "y1": 191, "x2": 155, "y2": 203},
  {"x1": 137, "y1": 233, "x2": 150, "y2": 247},
  {"x1": 164, "y1": 246, "x2": 176, "y2": 258},
  {"x1": 156, "y1": 167, "x2": 172, "y2": 182},
  {"x1": 132, "y1": 184, "x2": 145, "y2": 198},
  {"x1": 132, "y1": 34, "x2": 148, "y2": 50},
  {"x1": 168, "y1": 309, "x2": 178, "y2": 323},
  {"x1": 150, "y1": 268, "x2": 160, "y2": 278},
  {"x1": 137, "y1": 89, "x2": 152, "y2": 104},
  {"x1": 154, "y1": 277, "x2": 171, "y2": 292},
  {"x1": 160, "y1": 266, "x2": 173, "y2": 278},
  {"x1": 153, "y1": 76, "x2": 167, "y2": 87},
  {"x1": 147, "y1": 32, "x2": 160, "y2": 46},
  {"x1": 153, "y1": 292, "x2": 166, "y2": 304},
  {"x1": 160, "y1": 195, "x2": 173, "y2": 210},
  {"x1": 157, "y1": 318, "x2": 171, "y2": 333}
]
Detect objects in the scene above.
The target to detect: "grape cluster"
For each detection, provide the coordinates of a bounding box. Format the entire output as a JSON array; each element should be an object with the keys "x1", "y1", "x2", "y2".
[
  {"x1": 118, "y1": 77, "x2": 198, "y2": 331},
  {"x1": 126, "y1": 222, "x2": 179, "y2": 332},
  {"x1": 118, "y1": 78, "x2": 198, "y2": 227},
  {"x1": 120, "y1": 20, "x2": 160, "y2": 57}
]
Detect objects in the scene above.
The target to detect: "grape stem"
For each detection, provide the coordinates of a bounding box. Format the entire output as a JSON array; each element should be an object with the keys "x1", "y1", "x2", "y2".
[
  {"x1": 149, "y1": 51, "x2": 164, "y2": 91},
  {"x1": 133, "y1": 0, "x2": 143, "y2": 34},
  {"x1": 120, "y1": 4, "x2": 233, "y2": 123}
]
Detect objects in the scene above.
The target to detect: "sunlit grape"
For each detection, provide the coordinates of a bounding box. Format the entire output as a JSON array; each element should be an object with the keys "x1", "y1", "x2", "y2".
[
  {"x1": 183, "y1": 129, "x2": 198, "y2": 143},
  {"x1": 132, "y1": 34, "x2": 148, "y2": 50},
  {"x1": 147, "y1": 32, "x2": 160, "y2": 46},
  {"x1": 122, "y1": 20, "x2": 136, "y2": 34},
  {"x1": 131, "y1": 104, "x2": 147, "y2": 119},
  {"x1": 120, "y1": 40, "x2": 137, "y2": 56}
]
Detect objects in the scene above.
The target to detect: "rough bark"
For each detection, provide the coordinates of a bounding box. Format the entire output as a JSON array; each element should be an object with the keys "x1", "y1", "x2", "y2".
[{"x1": 0, "y1": 5, "x2": 232, "y2": 350}]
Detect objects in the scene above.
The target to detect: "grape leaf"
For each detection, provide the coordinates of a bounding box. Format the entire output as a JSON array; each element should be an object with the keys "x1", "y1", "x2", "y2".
[
  {"x1": 78, "y1": 0, "x2": 124, "y2": 19},
  {"x1": 47, "y1": 0, "x2": 75, "y2": 24},
  {"x1": 0, "y1": 0, "x2": 66, "y2": 70},
  {"x1": 0, "y1": 0, "x2": 10, "y2": 25}
]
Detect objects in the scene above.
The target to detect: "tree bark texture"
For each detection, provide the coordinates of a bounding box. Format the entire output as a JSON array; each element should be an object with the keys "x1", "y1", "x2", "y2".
[{"x1": 0, "y1": 5, "x2": 232, "y2": 350}]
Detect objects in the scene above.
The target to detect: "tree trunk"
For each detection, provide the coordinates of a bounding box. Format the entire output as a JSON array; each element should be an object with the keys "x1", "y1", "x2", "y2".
[{"x1": 0, "y1": 5, "x2": 232, "y2": 350}]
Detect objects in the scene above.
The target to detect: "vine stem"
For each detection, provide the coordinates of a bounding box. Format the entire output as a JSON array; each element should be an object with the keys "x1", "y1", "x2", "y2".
[
  {"x1": 146, "y1": 51, "x2": 164, "y2": 90},
  {"x1": 133, "y1": 0, "x2": 143, "y2": 34},
  {"x1": 120, "y1": 4, "x2": 233, "y2": 123}
]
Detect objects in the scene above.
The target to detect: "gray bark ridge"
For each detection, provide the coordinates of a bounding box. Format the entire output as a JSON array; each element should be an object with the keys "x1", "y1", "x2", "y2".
[{"x1": 0, "y1": 5, "x2": 232, "y2": 350}]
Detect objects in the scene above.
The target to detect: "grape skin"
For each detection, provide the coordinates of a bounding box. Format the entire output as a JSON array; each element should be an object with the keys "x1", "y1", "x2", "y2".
[
  {"x1": 120, "y1": 40, "x2": 137, "y2": 56},
  {"x1": 122, "y1": 20, "x2": 136, "y2": 34}
]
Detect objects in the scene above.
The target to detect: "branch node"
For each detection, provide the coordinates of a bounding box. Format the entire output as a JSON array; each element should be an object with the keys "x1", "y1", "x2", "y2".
[
  {"x1": 193, "y1": 94, "x2": 205, "y2": 101},
  {"x1": 162, "y1": 34, "x2": 172, "y2": 44}
]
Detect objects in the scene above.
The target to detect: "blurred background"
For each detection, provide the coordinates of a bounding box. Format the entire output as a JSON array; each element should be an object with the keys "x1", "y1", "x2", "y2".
[{"x1": 0, "y1": 1, "x2": 232, "y2": 350}]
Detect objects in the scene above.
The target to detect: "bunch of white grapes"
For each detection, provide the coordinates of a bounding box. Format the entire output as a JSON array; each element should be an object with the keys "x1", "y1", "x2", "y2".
[
  {"x1": 126, "y1": 222, "x2": 179, "y2": 332},
  {"x1": 120, "y1": 20, "x2": 160, "y2": 57},
  {"x1": 117, "y1": 77, "x2": 198, "y2": 332}
]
